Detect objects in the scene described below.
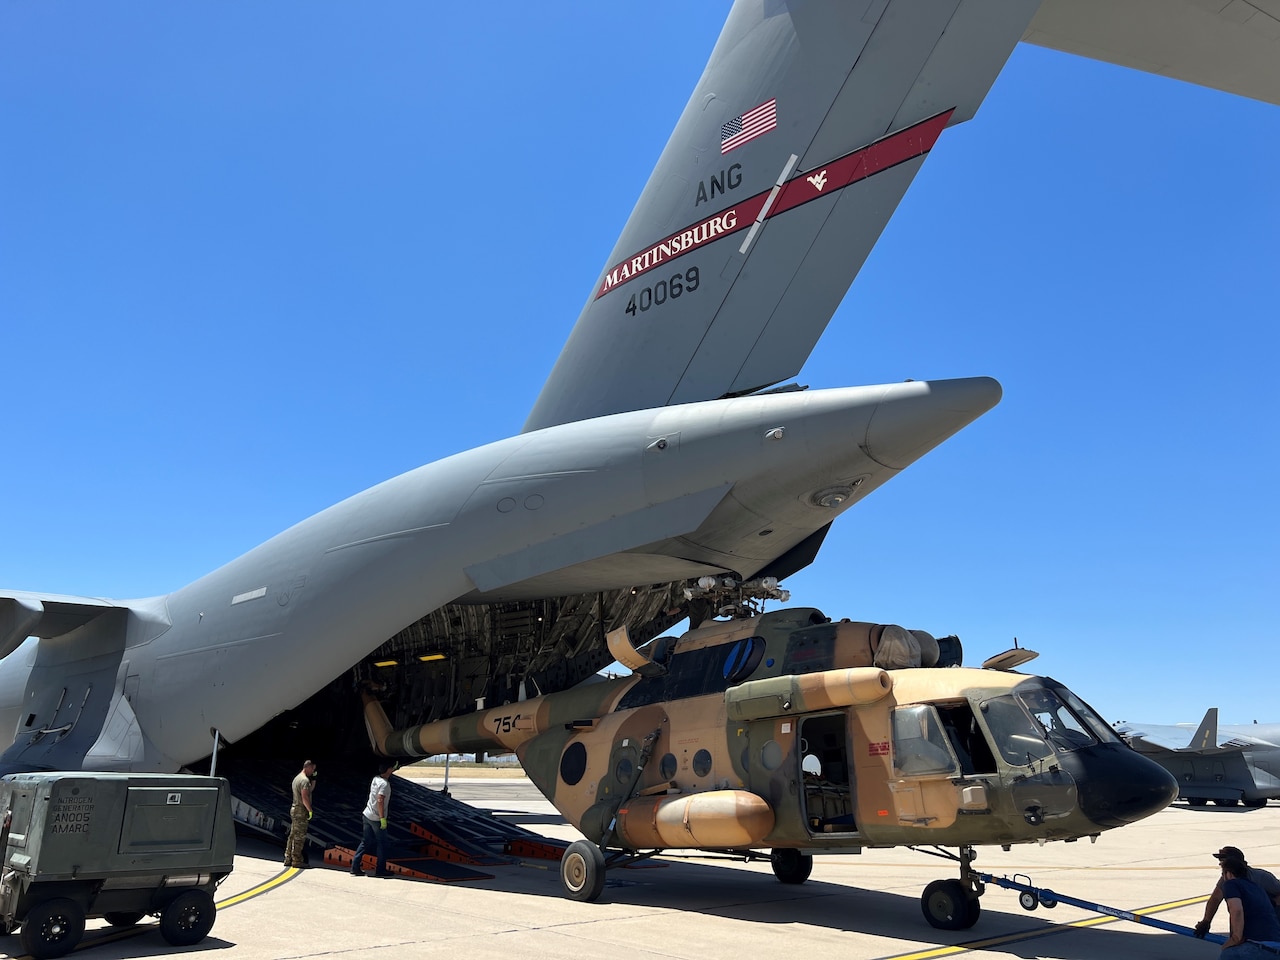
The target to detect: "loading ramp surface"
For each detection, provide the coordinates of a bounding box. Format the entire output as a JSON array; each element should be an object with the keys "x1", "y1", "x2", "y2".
[{"x1": 214, "y1": 756, "x2": 554, "y2": 880}]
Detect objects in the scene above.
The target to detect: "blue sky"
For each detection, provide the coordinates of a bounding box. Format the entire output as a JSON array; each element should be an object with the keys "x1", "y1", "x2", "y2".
[{"x1": 2, "y1": 3, "x2": 1276, "y2": 726}]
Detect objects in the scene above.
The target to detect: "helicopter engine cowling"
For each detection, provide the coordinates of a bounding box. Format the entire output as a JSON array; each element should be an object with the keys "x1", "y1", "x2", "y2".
[{"x1": 615, "y1": 790, "x2": 775, "y2": 849}]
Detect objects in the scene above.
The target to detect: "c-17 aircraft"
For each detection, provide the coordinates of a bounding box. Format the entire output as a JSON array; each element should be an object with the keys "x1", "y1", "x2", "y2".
[
  {"x1": 1116, "y1": 709, "x2": 1280, "y2": 808},
  {"x1": 0, "y1": 0, "x2": 1276, "y2": 887}
]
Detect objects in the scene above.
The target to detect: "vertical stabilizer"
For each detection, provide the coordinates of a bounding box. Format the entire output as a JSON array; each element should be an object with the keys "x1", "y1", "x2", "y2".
[
  {"x1": 524, "y1": 0, "x2": 1040, "y2": 431},
  {"x1": 1186, "y1": 708, "x2": 1219, "y2": 751}
]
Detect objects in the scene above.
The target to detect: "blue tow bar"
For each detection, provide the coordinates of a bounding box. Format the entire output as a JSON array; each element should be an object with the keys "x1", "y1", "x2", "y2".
[{"x1": 976, "y1": 871, "x2": 1226, "y2": 945}]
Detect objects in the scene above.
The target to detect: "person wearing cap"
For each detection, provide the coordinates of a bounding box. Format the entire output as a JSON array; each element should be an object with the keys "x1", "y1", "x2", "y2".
[
  {"x1": 1215, "y1": 855, "x2": 1280, "y2": 957},
  {"x1": 1196, "y1": 846, "x2": 1280, "y2": 942},
  {"x1": 351, "y1": 759, "x2": 397, "y2": 878},
  {"x1": 284, "y1": 759, "x2": 316, "y2": 868}
]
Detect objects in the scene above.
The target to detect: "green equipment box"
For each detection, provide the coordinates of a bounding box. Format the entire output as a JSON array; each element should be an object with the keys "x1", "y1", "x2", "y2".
[{"x1": 0, "y1": 772, "x2": 235, "y2": 958}]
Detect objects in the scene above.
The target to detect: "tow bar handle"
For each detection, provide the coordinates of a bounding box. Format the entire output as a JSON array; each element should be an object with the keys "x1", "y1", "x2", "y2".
[{"x1": 977, "y1": 871, "x2": 1226, "y2": 945}]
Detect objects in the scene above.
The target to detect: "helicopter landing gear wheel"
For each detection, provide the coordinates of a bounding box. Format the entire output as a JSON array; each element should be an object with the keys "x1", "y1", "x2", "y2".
[
  {"x1": 921, "y1": 879, "x2": 980, "y2": 930},
  {"x1": 560, "y1": 840, "x2": 607, "y2": 902},
  {"x1": 770, "y1": 848, "x2": 814, "y2": 885},
  {"x1": 1187, "y1": 797, "x2": 1208, "y2": 807}
]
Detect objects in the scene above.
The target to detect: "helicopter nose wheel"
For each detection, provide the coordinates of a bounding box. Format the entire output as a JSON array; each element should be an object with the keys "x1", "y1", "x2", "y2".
[
  {"x1": 921, "y1": 879, "x2": 981, "y2": 929},
  {"x1": 919, "y1": 844, "x2": 983, "y2": 930}
]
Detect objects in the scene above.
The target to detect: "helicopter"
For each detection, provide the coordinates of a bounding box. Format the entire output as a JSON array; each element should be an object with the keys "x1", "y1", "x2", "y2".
[{"x1": 360, "y1": 582, "x2": 1177, "y2": 930}]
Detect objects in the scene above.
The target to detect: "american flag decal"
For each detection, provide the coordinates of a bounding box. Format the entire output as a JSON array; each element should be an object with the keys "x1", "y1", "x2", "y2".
[{"x1": 721, "y1": 98, "x2": 777, "y2": 154}]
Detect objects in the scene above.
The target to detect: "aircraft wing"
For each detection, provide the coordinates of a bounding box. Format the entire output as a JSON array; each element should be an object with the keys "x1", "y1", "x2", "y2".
[
  {"x1": 524, "y1": 0, "x2": 1041, "y2": 431},
  {"x1": 0, "y1": 590, "x2": 122, "y2": 659},
  {"x1": 1025, "y1": 0, "x2": 1280, "y2": 106},
  {"x1": 1117, "y1": 708, "x2": 1226, "y2": 753}
]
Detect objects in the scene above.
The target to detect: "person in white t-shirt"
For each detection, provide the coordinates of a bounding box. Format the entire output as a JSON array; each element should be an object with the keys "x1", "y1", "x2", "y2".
[{"x1": 350, "y1": 760, "x2": 396, "y2": 877}]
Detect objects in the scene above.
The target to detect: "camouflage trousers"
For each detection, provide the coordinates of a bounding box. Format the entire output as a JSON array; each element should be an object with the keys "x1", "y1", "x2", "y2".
[{"x1": 284, "y1": 804, "x2": 309, "y2": 866}]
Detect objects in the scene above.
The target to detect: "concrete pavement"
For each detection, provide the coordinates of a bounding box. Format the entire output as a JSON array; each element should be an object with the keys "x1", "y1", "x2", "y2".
[{"x1": 4, "y1": 777, "x2": 1273, "y2": 960}]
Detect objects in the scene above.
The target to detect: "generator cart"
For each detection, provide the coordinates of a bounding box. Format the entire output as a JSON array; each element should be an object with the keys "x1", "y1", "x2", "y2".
[{"x1": 0, "y1": 772, "x2": 235, "y2": 958}]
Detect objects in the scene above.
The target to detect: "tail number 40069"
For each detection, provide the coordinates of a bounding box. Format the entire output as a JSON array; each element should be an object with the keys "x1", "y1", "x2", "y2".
[{"x1": 625, "y1": 267, "x2": 700, "y2": 317}]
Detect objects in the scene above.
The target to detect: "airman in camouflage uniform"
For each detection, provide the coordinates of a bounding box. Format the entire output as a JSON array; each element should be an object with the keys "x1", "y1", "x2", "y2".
[{"x1": 284, "y1": 759, "x2": 316, "y2": 868}]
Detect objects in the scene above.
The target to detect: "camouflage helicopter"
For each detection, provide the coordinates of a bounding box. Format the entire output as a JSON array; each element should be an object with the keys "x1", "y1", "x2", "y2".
[{"x1": 361, "y1": 579, "x2": 1177, "y2": 930}]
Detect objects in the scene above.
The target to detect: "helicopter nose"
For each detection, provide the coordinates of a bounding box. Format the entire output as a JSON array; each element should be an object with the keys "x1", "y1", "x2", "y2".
[{"x1": 1064, "y1": 743, "x2": 1179, "y2": 828}]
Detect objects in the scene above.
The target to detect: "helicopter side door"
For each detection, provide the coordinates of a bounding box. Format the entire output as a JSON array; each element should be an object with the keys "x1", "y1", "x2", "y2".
[
  {"x1": 887, "y1": 702, "x2": 1000, "y2": 828},
  {"x1": 798, "y1": 712, "x2": 857, "y2": 835},
  {"x1": 889, "y1": 704, "x2": 964, "y2": 827}
]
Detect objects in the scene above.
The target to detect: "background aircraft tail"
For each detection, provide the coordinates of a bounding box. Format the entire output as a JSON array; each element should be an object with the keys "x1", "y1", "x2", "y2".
[{"x1": 1184, "y1": 708, "x2": 1219, "y2": 752}]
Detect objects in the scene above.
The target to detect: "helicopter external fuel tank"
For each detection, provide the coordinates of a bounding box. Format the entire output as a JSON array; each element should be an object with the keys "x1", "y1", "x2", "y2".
[{"x1": 614, "y1": 789, "x2": 775, "y2": 848}]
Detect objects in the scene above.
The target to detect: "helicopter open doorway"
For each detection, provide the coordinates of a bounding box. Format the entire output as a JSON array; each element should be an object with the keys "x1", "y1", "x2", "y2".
[{"x1": 799, "y1": 713, "x2": 857, "y2": 836}]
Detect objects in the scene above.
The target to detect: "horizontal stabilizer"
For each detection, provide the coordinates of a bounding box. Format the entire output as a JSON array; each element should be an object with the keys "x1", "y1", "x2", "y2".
[
  {"x1": 1025, "y1": 0, "x2": 1280, "y2": 107},
  {"x1": 0, "y1": 591, "x2": 122, "y2": 660}
]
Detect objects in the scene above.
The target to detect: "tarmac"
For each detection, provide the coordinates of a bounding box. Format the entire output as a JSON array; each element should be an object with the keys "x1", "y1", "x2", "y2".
[{"x1": 4, "y1": 775, "x2": 1276, "y2": 960}]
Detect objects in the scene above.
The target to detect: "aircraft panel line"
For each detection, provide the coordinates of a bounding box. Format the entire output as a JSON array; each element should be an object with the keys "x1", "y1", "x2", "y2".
[
  {"x1": 322, "y1": 524, "x2": 448, "y2": 553},
  {"x1": 152, "y1": 632, "x2": 282, "y2": 659}
]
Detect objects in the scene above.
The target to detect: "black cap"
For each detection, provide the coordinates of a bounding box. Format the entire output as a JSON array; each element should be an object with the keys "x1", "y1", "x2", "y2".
[{"x1": 1214, "y1": 846, "x2": 1246, "y2": 861}]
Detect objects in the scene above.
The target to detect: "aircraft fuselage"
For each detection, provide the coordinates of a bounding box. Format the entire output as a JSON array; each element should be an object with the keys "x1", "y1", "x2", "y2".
[{"x1": 0, "y1": 379, "x2": 999, "y2": 772}]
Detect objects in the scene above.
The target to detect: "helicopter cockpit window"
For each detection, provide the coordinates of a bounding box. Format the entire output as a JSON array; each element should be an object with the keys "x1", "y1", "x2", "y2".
[
  {"x1": 979, "y1": 696, "x2": 1053, "y2": 766},
  {"x1": 892, "y1": 705, "x2": 959, "y2": 778},
  {"x1": 1017, "y1": 685, "x2": 1096, "y2": 752},
  {"x1": 1050, "y1": 682, "x2": 1123, "y2": 745}
]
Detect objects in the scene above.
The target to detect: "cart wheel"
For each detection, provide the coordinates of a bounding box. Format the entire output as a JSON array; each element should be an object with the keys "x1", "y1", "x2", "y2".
[
  {"x1": 159, "y1": 890, "x2": 216, "y2": 946},
  {"x1": 103, "y1": 911, "x2": 146, "y2": 928},
  {"x1": 1019, "y1": 890, "x2": 1039, "y2": 911},
  {"x1": 922, "y1": 880, "x2": 980, "y2": 930},
  {"x1": 20, "y1": 897, "x2": 85, "y2": 959},
  {"x1": 560, "y1": 841, "x2": 607, "y2": 902},
  {"x1": 770, "y1": 848, "x2": 814, "y2": 885},
  {"x1": 1040, "y1": 893, "x2": 1058, "y2": 909}
]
